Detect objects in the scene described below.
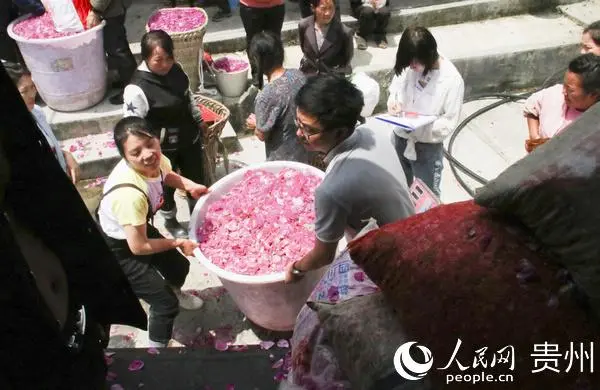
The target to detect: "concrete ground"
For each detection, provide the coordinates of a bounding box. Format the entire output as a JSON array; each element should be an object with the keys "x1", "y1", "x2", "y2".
[
  {"x1": 107, "y1": 96, "x2": 530, "y2": 349},
  {"x1": 125, "y1": 0, "x2": 464, "y2": 46}
]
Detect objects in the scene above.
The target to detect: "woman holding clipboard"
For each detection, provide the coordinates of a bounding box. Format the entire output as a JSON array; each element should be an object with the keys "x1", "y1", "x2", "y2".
[{"x1": 387, "y1": 26, "x2": 464, "y2": 197}]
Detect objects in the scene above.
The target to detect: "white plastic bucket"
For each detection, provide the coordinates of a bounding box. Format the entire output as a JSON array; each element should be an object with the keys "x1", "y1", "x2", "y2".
[
  {"x1": 8, "y1": 16, "x2": 107, "y2": 112},
  {"x1": 190, "y1": 161, "x2": 343, "y2": 331},
  {"x1": 212, "y1": 55, "x2": 249, "y2": 98}
]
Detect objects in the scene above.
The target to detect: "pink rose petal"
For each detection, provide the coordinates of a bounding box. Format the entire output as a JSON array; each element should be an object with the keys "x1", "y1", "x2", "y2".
[
  {"x1": 226, "y1": 385, "x2": 235, "y2": 390},
  {"x1": 260, "y1": 340, "x2": 275, "y2": 350},
  {"x1": 272, "y1": 358, "x2": 284, "y2": 369},
  {"x1": 213, "y1": 57, "x2": 249, "y2": 73},
  {"x1": 230, "y1": 345, "x2": 249, "y2": 352},
  {"x1": 147, "y1": 348, "x2": 160, "y2": 355},
  {"x1": 214, "y1": 339, "x2": 229, "y2": 351},
  {"x1": 13, "y1": 13, "x2": 79, "y2": 39},
  {"x1": 128, "y1": 359, "x2": 145, "y2": 371},
  {"x1": 353, "y1": 271, "x2": 365, "y2": 282},
  {"x1": 276, "y1": 339, "x2": 289, "y2": 348},
  {"x1": 110, "y1": 385, "x2": 124, "y2": 390},
  {"x1": 197, "y1": 169, "x2": 321, "y2": 276},
  {"x1": 147, "y1": 8, "x2": 207, "y2": 33},
  {"x1": 105, "y1": 355, "x2": 114, "y2": 366},
  {"x1": 106, "y1": 371, "x2": 118, "y2": 381}
]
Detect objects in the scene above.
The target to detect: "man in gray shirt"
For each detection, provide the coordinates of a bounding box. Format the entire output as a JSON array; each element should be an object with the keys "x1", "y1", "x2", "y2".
[{"x1": 286, "y1": 74, "x2": 415, "y2": 283}]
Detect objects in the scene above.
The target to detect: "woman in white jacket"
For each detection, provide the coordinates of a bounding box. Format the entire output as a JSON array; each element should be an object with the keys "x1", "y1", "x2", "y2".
[{"x1": 387, "y1": 26, "x2": 464, "y2": 196}]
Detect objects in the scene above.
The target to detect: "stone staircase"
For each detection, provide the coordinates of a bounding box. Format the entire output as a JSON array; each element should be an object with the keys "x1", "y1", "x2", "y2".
[{"x1": 40, "y1": 0, "x2": 598, "y2": 197}]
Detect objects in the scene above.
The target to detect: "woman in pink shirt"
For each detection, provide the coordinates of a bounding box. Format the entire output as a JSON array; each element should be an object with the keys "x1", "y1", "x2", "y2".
[
  {"x1": 240, "y1": 0, "x2": 285, "y2": 87},
  {"x1": 524, "y1": 53, "x2": 600, "y2": 152}
]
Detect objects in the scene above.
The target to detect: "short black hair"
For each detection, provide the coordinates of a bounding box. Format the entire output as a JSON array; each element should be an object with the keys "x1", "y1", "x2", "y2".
[
  {"x1": 4, "y1": 61, "x2": 30, "y2": 86},
  {"x1": 248, "y1": 31, "x2": 284, "y2": 82},
  {"x1": 308, "y1": 0, "x2": 336, "y2": 8},
  {"x1": 113, "y1": 117, "x2": 156, "y2": 157},
  {"x1": 295, "y1": 74, "x2": 363, "y2": 132},
  {"x1": 141, "y1": 30, "x2": 175, "y2": 62},
  {"x1": 394, "y1": 26, "x2": 439, "y2": 76},
  {"x1": 568, "y1": 53, "x2": 600, "y2": 96},
  {"x1": 583, "y1": 21, "x2": 600, "y2": 47}
]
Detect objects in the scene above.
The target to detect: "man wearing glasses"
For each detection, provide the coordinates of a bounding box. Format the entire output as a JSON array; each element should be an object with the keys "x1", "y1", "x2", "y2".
[{"x1": 286, "y1": 74, "x2": 415, "y2": 283}]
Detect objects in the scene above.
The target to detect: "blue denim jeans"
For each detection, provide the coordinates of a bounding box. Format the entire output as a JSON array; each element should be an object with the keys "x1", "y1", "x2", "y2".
[{"x1": 394, "y1": 137, "x2": 444, "y2": 197}]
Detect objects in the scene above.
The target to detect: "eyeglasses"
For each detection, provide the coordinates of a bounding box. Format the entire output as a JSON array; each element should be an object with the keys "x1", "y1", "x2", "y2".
[{"x1": 295, "y1": 117, "x2": 323, "y2": 140}]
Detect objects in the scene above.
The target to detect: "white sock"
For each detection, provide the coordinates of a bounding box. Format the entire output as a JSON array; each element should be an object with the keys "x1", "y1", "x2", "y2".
[{"x1": 148, "y1": 339, "x2": 168, "y2": 348}]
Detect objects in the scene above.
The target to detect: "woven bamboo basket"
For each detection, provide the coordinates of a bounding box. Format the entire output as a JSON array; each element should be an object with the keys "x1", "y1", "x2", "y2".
[
  {"x1": 194, "y1": 94, "x2": 231, "y2": 185},
  {"x1": 146, "y1": 7, "x2": 208, "y2": 92}
]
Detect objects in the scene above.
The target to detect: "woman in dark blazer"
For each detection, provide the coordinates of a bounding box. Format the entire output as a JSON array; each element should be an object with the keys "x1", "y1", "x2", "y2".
[{"x1": 298, "y1": 0, "x2": 354, "y2": 75}]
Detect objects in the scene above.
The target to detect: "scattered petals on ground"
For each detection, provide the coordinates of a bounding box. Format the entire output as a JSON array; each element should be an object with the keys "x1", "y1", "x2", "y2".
[
  {"x1": 84, "y1": 176, "x2": 108, "y2": 189},
  {"x1": 214, "y1": 339, "x2": 229, "y2": 351},
  {"x1": 260, "y1": 340, "x2": 275, "y2": 350},
  {"x1": 197, "y1": 169, "x2": 321, "y2": 275},
  {"x1": 276, "y1": 339, "x2": 290, "y2": 348},
  {"x1": 127, "y1": 359, "x2": 145, "y2": 371},
  {"x1": 61, "y1": 132, "x2": 117, "y2": 162}
]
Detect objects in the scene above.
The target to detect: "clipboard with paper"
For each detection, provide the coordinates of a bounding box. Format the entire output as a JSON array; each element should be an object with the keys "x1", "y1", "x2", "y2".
[{"x1": 375, "y1": 113, "x2": 437, "y2": 132}]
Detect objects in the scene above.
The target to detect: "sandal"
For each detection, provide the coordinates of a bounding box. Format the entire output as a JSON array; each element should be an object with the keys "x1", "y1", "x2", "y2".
[
  {"x1": 355, "y1": 34, "x2": 368, "y2": 50},
  {"x1": 376, "y1": 38, "x2": 388, "y2": 49}
]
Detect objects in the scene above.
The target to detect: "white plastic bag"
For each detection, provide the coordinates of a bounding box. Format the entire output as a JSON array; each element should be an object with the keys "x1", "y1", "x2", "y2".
[
  {"x1": 351, "y1": 72, "x2": 380, "y2": 118},
  {"x1": 42, "y1": 0, "x2": 84, "y2": 33}
]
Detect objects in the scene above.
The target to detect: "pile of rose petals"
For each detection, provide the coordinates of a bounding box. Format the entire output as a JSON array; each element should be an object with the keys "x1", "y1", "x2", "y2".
[
  {"x1": 197, "y1": 169, "x2": 321, "y2": 275},
  {"x1": 13, "y1": 13, "x2": 77, "y2": 39},
  {"x1": 62, "y1": 132, "x2": 116, "y2": 161},
  {"x1": 213, "y1": 57, "x2": 249, "y2": 73},
  {"x1": 147, "y1": 8, "x2": 207, "y2": 33}
]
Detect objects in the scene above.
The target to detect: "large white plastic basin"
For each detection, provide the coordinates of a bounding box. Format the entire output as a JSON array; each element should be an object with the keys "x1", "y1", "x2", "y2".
[
  {"x1": 8, "y1": 16, "x2": 107, "y2": 112},
  {"x1": 189, "y1": 161, "x2": 340, "y2": 331}
]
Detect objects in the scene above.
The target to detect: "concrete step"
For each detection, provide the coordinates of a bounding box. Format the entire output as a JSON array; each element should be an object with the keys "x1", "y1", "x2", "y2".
[
  {"x1": 126, "y1": 0, "x2": 581, "y2": 57},
  {"x1": 48, "y1": 11, "x2": 582, "y2": 137},
  {"x1": 558, "y1": 0, "x2": 600, "y2": 26},
  {"x1": 61, "y1": 131, "x2": 120, "y2": 180},
  {"x1": 62, "y1": 124, "x2": 238, "y2": 180},
  {"x1": 51, "y1": 11, "x2": 582, "y2": 180},
  {"x1": 73, "y1": 96, "x2": 529, "y2": 212}
]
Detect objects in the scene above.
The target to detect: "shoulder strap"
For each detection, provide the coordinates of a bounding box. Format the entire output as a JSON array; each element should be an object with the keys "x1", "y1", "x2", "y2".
[{"x1": 95, "y1": 183, "x2": 153, "y2": 222}]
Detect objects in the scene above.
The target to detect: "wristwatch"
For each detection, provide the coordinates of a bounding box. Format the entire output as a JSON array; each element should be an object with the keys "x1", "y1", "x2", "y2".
[{"x1": 291, "y1": 262, "x2": 306, "y2": 277}]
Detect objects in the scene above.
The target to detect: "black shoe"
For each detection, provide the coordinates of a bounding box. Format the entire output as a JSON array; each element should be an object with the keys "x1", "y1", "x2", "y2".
[
  {"x1": 212, "y1": 10, "x2": 232, "y2": 22},
  {"x1": 111, "y1": 80, "x2": 125, "y2": 89},
  {"x1": 164, "y1": 218, "x2": 188, "y2": 239},
  {"x1": 109, "y1": 90, "x2": 124, "y2": 105}
]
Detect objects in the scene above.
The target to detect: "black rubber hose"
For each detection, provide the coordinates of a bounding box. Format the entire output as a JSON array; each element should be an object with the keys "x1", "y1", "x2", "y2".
[{"x1": 443, "y1": 67, "x2": 567, "y2": 196}]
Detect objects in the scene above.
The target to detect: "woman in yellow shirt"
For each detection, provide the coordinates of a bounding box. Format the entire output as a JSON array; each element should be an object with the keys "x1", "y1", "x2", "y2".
[{"x1": 97, "y1": 116, "x2": 207, "y2": 348}]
